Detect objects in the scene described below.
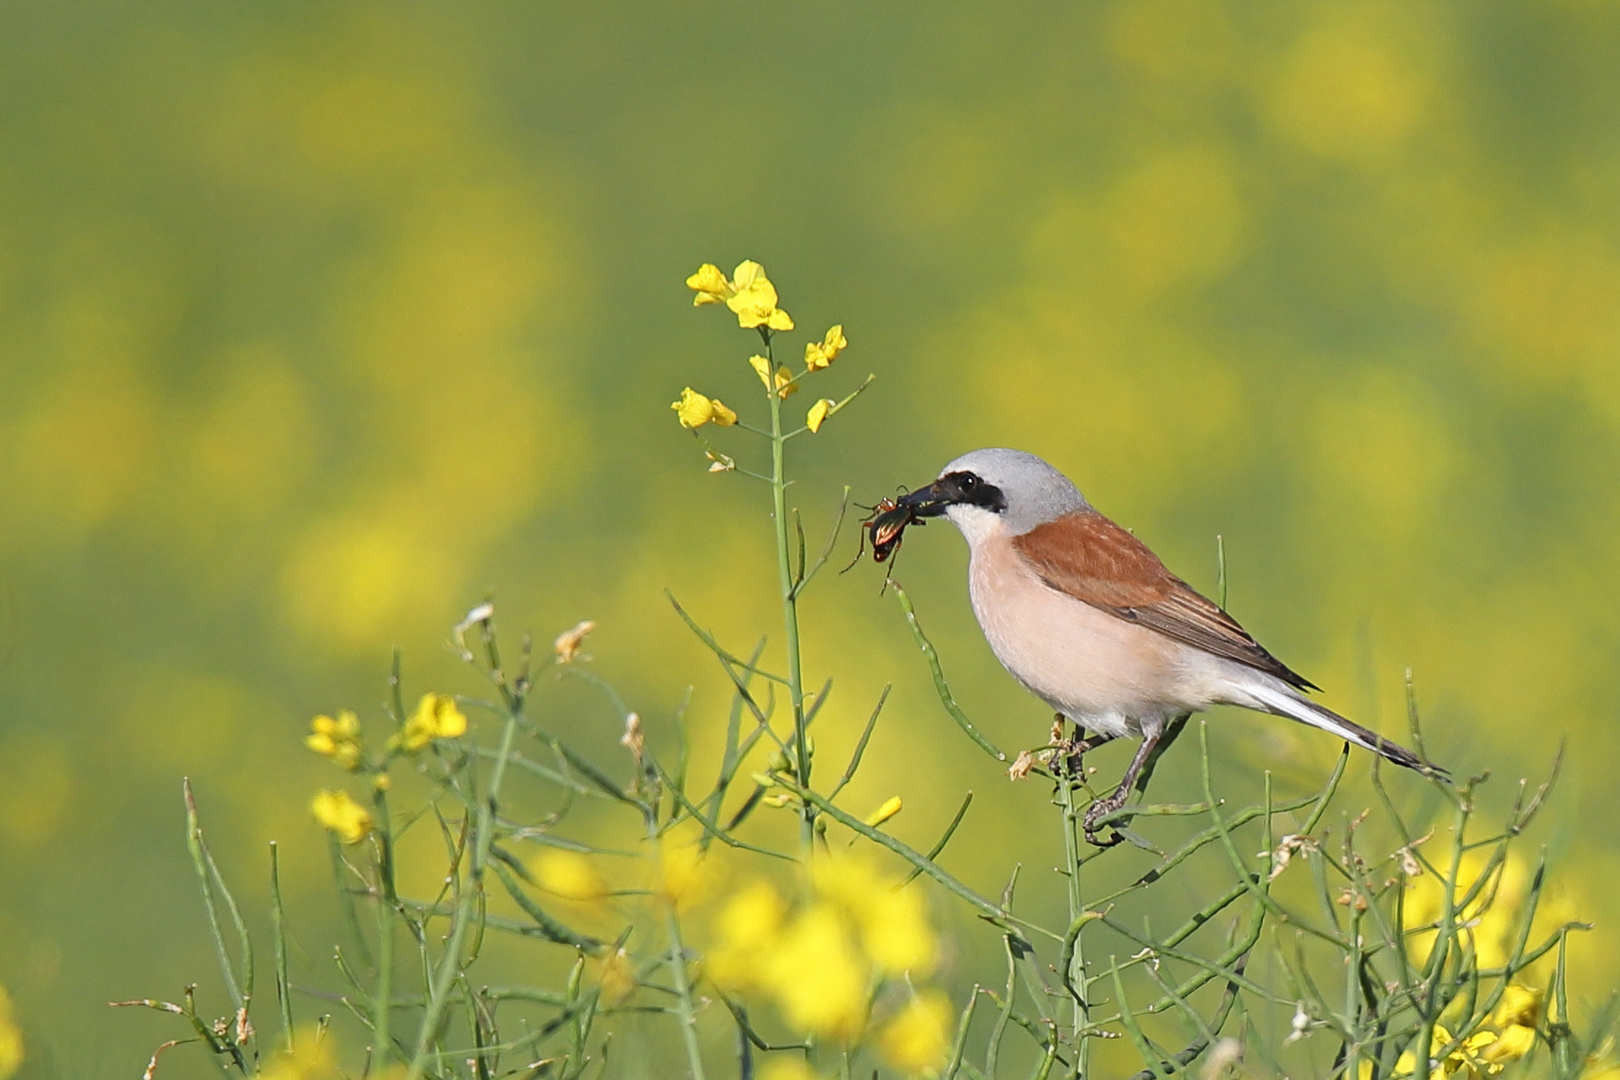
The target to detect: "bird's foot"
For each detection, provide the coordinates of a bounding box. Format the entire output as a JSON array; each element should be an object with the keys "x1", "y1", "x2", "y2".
[{"x1": 1082, "y1": 789, "x2": 1129, "y2": 847}]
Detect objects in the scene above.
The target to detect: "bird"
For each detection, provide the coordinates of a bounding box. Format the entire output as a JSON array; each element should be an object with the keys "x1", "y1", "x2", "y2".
[{"x1": 896, "y1": 448, "x2": 1443, "y2": 840}]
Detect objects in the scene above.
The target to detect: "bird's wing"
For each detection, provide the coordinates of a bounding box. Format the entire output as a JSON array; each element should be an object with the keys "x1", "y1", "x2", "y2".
[{"x1": 1011, "y1": 511, "x2": 1318, "y2": 692}]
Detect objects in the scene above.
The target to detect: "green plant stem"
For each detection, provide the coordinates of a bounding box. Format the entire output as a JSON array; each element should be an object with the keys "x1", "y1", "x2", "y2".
[
  {"x1": 1057, "y1": 761, "x2": 1089, "y2": 1078},
  {"x1": 891, "y1": 584, "x2": 1006, "y2": 762},
  {"x1": 663, "y1": 903, "x2": 709, "y2": 1080},
  {"x1": 372, "y1": 786, "x2": 397, "y2": 1072},
  {"x1": 404, "y1": 707, "x2": 520, "y2": 1080},
  {"x1": 763, "y1": 332, "x2": 812, "y2": 848},
  {"x1": 183, "y1": 778, "x2": 256, "y2": 1068},
  {"x1": 269, "y1": 841, "x2": 294, "y2": 1052}
]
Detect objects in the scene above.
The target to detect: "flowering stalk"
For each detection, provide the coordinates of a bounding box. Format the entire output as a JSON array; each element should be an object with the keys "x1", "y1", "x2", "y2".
[{"x1": 759, "y1": 329, "x2": 815, "y2": 846}]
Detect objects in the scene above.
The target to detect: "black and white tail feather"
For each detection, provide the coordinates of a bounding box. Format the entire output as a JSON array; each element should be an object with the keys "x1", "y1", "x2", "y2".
[{"x1": 1244, "y1": 681, "x2": 1446, "y2": 779}]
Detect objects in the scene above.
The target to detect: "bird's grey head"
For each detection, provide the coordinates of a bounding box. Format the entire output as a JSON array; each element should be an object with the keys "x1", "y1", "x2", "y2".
[{"x1": 898, "y1": 448, "x2": 1090, "y2": 545}]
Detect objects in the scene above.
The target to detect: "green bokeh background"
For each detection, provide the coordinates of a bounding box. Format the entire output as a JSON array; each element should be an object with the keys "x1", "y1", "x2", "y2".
[{"x1": 2, "y1": 1, "x2": 1618, "y2": 1076}]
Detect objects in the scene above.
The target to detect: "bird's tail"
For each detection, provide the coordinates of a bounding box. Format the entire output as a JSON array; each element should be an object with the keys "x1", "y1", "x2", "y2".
[{"x1": 1243, "y1": 682, "x2": 1447, "y2": 779}]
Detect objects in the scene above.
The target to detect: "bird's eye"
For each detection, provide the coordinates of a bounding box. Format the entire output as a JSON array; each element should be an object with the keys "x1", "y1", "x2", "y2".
[{"x1": 959, "y1": 474, "x2": 978, "y2": 490}]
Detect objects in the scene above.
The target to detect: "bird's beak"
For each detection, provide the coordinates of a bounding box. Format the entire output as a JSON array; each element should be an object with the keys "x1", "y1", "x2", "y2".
[{"x1": 898, "y1": 482, "x2": 950, "y2": 518}]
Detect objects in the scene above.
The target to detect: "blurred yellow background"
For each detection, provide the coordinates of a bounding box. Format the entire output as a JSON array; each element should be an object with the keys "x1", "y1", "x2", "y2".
[{"x1": 1, "y1": 1, "x2": 1617, "y2": 1076}]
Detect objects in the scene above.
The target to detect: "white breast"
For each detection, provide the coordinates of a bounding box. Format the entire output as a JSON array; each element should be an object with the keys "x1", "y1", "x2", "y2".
[{"x1": 966, "y1": 530, "x2": 1227, "y2": 737}]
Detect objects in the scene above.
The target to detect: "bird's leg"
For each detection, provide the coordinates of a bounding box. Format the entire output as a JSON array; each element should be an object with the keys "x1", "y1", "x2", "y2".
[{"x1": 1083, "y1": 730, "x2": 1162, "y2": 845}]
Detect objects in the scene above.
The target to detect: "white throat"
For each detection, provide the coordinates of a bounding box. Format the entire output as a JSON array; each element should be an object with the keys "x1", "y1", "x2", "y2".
[{"x1": 945, "y1": 504, "x2": 1006, "y2": 550}]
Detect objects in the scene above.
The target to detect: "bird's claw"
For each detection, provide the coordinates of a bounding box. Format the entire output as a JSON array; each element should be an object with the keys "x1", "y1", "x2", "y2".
[{"x1": 1082, "y1": 792, "x2": 1128, "y2": 847}]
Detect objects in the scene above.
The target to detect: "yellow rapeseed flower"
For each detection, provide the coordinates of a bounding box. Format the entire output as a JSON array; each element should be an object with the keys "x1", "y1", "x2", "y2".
[
  {"x1": 1371, "y1": 1024, "x2": 1452, "y2": 1080},
  {"x1": 726, "y1": 261, "x2": 794, "y2": 331},
  {"x1": 657, "y1": 839, "x2": 719, "y2": 912},
  {"x1": 806, "y1": 399, "x2": 834, "y2": 434},
  {"x1": 254, "y1": 1031, "x2": 344, "y2": 1080},
  {"x1": 804, "y1": 325, "x2": 847, "y2": 370},
  {"x1": 0, "y1": 982, "x2": 22, "y2": 1080},
  {"x1": 311, "y1": 789, "x2": 372, "y2": 845},
  {"x1": 532, "y1": 850, "x2": 610, "y2": 902},
  {"x1": 862, "y1": 887, "x2": 936, "y2": 975},
  {"x1": 761, "y1": 904, "x2": 870, "y2": 1039},
  {"x1": 685, "y1": 263, "x2": 732, "y2": 306},
  {"x1": 1450, "y1": 1030, "x2": 1508, "y2": 1077},
  {"x1": 707, "y1": 879, "x2": 788, "y2": 992},
  {"x1": 672, "y1": 386, "x2": 715, "y2": 427},
  {"x1": 1468, "y1": 987, "x2": 1542, "y2": 1070},
  {"x1": 1482, "y1": 1022, "x2": 1536, "y2": 1067},
  {"x1": 748, "y1": 354, "x2": 773, "y2": 388},
  {"x1": 1360, "y1": 1024, "x2": 1513, "y2": 1080},
  {"x1": 1492, "y1": 984, "x2": 1541, "y2": 1030},
  {"x1": 1404, "y1": 852, "x2": 1538, "y2": 970},
  {"x1": 305, "y1": 710, "x2": 363, "y2": 771},
  {"x1": 879, "y1": 991, "x2": 953, "y2": 1077},
  {"x1": 671, "y1": 387, "x2": 737, "y2": 429},
  {"x1": 813, "y1": 854, "x2": 937, "y2": 976},
  {"x1": 746, "y1": 354, "x2": 798, "y2": 398},
  {"x1": 393, "y1": 693, "x2": 467, "y2": 752}
]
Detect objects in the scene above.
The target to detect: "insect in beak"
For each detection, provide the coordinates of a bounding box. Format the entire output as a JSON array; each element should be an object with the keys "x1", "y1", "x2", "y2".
[
  {"x1": 867, "y1": 498, "x2": 917, "y2": 562},
  {"x1": 842, "y1": 495, "x2": 927, "y2": 587}
]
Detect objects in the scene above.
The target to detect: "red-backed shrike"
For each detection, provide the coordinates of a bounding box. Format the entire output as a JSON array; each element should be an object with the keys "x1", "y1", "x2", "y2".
[{"x1": 898, "y1": 448, "x2": 1442, "y2": 835}]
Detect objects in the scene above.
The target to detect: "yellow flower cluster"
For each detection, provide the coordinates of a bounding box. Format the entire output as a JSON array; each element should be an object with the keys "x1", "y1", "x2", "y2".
[
  {"x1": 1358, "y1": 987, "x2": 1541, "y2": 1080},
  {"x1": 686, "y1": 260, "x2": 794, "y2": 331},
  {"x1": 305, "y1": 710, "x2": 362, "y2": 770},
  {"x1": 879, "y1": 992, "x2": 954, "y2": 1076},
  {"x1": 680, "y1": 259, "x2": 852, "y2": 438},
  {"x1": 1403, "y1": 850, "x2": 1578, "y2": 971},
  {"x1": 800, "y1": 326, "x2": 847, "y2": 433},
  {"x1": 706, "y1": 854, "x2": 948, "y2": 1075},
  {"x1": 671, "y1": 387, "x2": 737, "y2": 429},
  {"x1": 310, "y1": 789, "x2": 372, "y2": 845},
  {"x1": 804, "y1": 324, "x2": 846, "y2": 370},
  {"x1": 391, "y1": 692, "x2": 468, "y2": 752}
]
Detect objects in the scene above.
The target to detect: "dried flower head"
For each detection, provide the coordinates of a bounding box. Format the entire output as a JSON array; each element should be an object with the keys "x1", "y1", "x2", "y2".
[
  {"x1": 554, "y1": 619, "x2": 597, "y2": 663},
  {"x1": 620, "y1": 712, "x2": 644, "y2": 767}
]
